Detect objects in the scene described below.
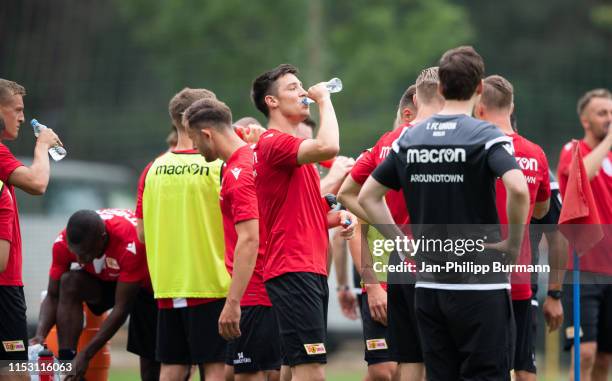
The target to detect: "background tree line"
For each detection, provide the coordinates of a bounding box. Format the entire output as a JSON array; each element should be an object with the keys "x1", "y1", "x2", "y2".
[{"x1": 1, "y1": 0, "x2": 611, "y2": 171}]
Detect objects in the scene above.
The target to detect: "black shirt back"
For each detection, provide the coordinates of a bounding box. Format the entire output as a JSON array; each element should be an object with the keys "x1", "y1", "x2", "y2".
[{"x1": 373, "y1": 114, "x2": 520, "y2": 287}]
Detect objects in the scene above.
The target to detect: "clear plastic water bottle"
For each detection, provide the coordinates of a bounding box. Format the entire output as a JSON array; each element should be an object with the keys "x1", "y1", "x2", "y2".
[
  {"x1": 302, "y1": 77, "x2": 343, "y2": 105},
  {"x1": 31, "y1": 119, "x2": 67, "y2": 161}
]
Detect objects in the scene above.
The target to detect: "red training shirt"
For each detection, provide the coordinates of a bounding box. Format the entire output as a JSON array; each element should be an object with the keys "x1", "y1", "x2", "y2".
[
  {"x1": 495, "y1": 133, "x2": 550, "y2": 300},
  {"x1": 350, "y1": 125, "x2": 411, "y2": 225},
  {"x1": 350, "y1": 125, "x2": 413, "y2": 292},
  {"x1": 0, "y1": 183, "x2": 15, "y2": 279},
  {"x1": 221, "y1": 145, "x2": 271, "y2": 306},
  {"x1": 253, "y1": 129, "x2": 329, "y2": 281},
  {"x1": 50, "y1": 209, "x2": 151, "y2": 290},
  {"x1": 558, "y1": 140, "x2": 612, "y2": 275},
  {"x1": 0, "y1": 143, "x2": 23, "y2": 286}
]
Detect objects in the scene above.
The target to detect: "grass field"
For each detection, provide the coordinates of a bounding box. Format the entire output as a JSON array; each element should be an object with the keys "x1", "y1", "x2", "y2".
[
  {"x1": 108, "y1": 369, "x2": 363, "y2": 380},
  {"x1": 108, "y1": 368, "x2": 612, "y2": 380}
]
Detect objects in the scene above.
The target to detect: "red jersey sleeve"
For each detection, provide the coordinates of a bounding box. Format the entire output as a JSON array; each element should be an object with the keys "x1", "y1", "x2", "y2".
[
  {"x1": 228, "y1": 173, "x2": 259, "y2": 224},
  {"x1": 0, "y1": 144, "x2": 24, "y2": 182},
  {"x1": 261, "y1": 132, "x2": 304, "y2": 168},
  {"x1": 117, "y1": 242, "x2": 147, "y2": 283},
  {"x1": 49, "y1": 233, "x2": 73, "y2": 281},
  {"x1": 536, "y1": 149, "x2": 551, "y2": 202},
  {"x1": 0, "y1": 187, "x2": 14, "y2": 242},
  {"x1": 350, "y1": 149, "x2": 376, "y2": 185},
  {"x1": 135, "y1": 162, "x2": 153, "y2": 219},
  {"x1": 557, "y1": 142, "x2": 573, "y2": 197}
]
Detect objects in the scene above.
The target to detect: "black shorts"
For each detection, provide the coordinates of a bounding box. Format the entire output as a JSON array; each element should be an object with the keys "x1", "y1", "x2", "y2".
[
  {"x1": 563, "y1": 276, "x2": 612, "y2": 352},
  {"x1": 387, "y1": 282, "x2": 422, "y2": 363},
  {"x1": 0, "y1": 286, "x2": 28, "y2": 361},
  {"x1": 156, "y1": 299, "x2": 226, "y2": 365},
  {"x1": 86, "y1": 279, "x2": 117, "y2": 316},
  {"x1": 225, "y1": 305, "x2": 281, "y2": 373},
  {"x1": 358, "y1": 293, "x2": 392, "y2": 365},
  {"x1": 415, "y1": 288, "x2": 514, "y2": 381},
  {"x1": 265, "y1": 272, "x2": 328, "y2": 367},
  {"x1": 512, "y1": 299, "x2": 537, "y2": 373},
  {"x1": 127, "y1": 289, "x2": 158, "y2": 360}
]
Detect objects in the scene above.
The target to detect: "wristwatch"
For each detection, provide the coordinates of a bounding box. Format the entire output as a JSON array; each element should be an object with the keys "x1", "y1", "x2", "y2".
[{"x1": 547, "y1": 290, "x2": 563, "y2": 300}]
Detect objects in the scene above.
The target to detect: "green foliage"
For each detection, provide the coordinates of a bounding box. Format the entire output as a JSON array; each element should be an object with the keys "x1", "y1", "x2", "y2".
[
  {"x1": 3, "y1": 0, "x2": 609, "y2": 168},
  {"x1": 114, "y1": 0, "x2": 472, "y2": 157},
  {"x1": 591, "y1": 5, "x2": 612, "y2": 30},
  {"x1": 458, "y1": 0, "x2": 612, "y2": 165}
]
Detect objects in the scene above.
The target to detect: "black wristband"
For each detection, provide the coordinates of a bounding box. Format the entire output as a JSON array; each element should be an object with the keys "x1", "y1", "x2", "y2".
[
  {"x1": 336, "y1": 285, "x2": 350, "y2": 292},
  {"x1": 547, "y1": 290, "x2": 562, "y2": 300}
]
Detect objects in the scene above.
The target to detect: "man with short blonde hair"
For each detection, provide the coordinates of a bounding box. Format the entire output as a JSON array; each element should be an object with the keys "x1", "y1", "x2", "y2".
[
  {"x1": 477, "y1": 74, "x2": 551, "y2": 381},
  {"x1": 0, "y1": 78, "x2": 60, "y2": 374}
]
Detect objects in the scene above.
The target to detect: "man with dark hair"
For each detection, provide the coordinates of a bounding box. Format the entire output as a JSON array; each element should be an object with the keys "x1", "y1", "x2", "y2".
[
  {"x1": 359, "y1": 46, "x2": 530, "y2": 380},
  {"x1": 183, "y1": 97, "x2": 281, "y2": 381},
  {"x1": 0, "y1": 78, "x2": 60, "y2": 371},
  {"x1": 251, "y1": 64, "x2": 356, "y2": 381},
  {"x1": 557, "y1": 88, "x2": 612, "y2": 380},
  {"x1": 338, "y1": 67, "x2": 443, "y2": 381},
  {"x1": 476, "y1": 74, "x2": 551, "y2": 381},
  {"x1": 136, "y1": 88, "x2": 229, "y2": 380},
  {"x1": 32, "y1": 209, "x2": 157, "y2": 380}
]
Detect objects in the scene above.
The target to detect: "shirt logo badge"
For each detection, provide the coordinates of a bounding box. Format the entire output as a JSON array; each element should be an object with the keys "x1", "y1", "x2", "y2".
[
  {"x1": 304, "y1": 343, "x2": 326, "y2": 355},
  {"x1": 502, "y1": 143, "x2": 514, "y2": 155},
  {"x1": 231, "y1": 167, "x2": 242, "y2": 180},
  {"x1": 366, "y1": 338, "x2": 388, "y2": 351},
  {"x1": 2, "y1": 340, "x2": 25, "y2": 352},
  {"x1": 106, "y1": 257, "x2": 120, "y2": 270},
  {"x1": 126, "y1": 242, "x2": 137, "y2": 255}
]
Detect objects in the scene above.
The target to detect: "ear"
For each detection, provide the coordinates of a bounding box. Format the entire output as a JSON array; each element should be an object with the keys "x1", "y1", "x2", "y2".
[
  {"x1": 412, "y1": 94, "x2": 419, "y2": 110},
  {"x1": 401, "y1": 107, "x2": 414, "y2": 122},
  {"x1": 509, "y1": 102, "x2": 515, "y2": 115},
  {"x1": 437, "y1": 83, "x2": 444, "y2": 97},
  {"x1": 201, "y1": 128, "x2": 212, "y2": 140},
  {"x1": 474, "y1": 103, "x2": 485, "y2": 118},
  {"x1": 264, "y1": 94, "x2": 278, "y2": 110},
  {"x1": 579, "y1": 114, "x2": 590, "y2": 130},
  {"x1": 475, "y1": 80, "x2": 484, "y2": 95}
]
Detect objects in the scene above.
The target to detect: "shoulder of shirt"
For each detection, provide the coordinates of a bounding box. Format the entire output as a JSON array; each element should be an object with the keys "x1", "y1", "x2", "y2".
[
  {"x1": 375, "y1": 130, "x2": 396, "y2": 145},
  {"x1": 476, "y1": 119, "x2": 503, "y2": 134},
  {"x1": 254, "y1": 130, "x2": 276, "y2": 150},
  {"x1": 562, "y1": 140, "x2": 575, "y2": 152},
  {"x1": 514, "y1": 134, "x2": 546, "y2": 155}
]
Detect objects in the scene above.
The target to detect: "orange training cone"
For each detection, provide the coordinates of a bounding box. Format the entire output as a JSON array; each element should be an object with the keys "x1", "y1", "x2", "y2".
[{"x1": 45, "y1": 304, "x2": 111, "y2": 381}]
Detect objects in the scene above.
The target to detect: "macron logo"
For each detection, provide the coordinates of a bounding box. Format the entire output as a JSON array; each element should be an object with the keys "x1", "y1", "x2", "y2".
[
  {"x1": 516, "y1": 157, "x2": 538, "y2": 171},
  {"x1": 406, "y1": 148, "x2": 466, "y2": 164},
  {"x1": 126, "y1": 242, "x2": 137, "y2": 255},
  {"x1": 231, "y1": 167, "x2": 242, "y2": 180}
]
